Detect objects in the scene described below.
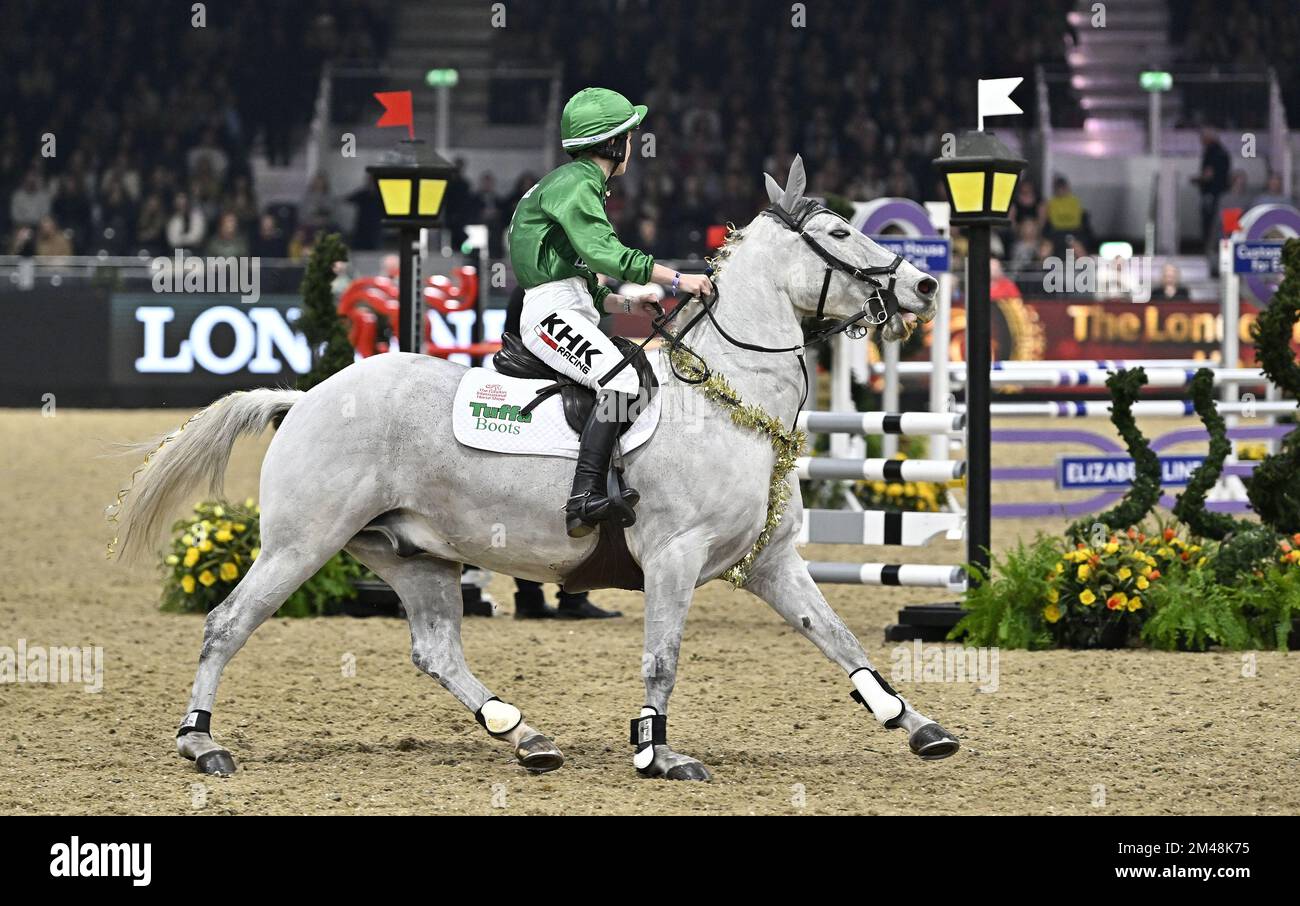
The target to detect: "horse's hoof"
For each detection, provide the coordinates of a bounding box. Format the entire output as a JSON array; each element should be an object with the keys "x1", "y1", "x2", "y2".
[
  {"x1": 516, "y1": 733, "x2": 565, "y2": 774},
  {"x1": 909, "y1": 723, "x2": 960, "y2": 760},
  {"x1": 195, "y1": 749, "x2": 238, "y2": 776},
  {"x1": 663, "y1": 761, "x2": 712, "y2": 782}
]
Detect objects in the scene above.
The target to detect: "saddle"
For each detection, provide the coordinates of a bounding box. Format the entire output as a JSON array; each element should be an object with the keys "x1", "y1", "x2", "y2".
[{"x1": 492, "y1": 332, "x2": 659, "y2": 433}]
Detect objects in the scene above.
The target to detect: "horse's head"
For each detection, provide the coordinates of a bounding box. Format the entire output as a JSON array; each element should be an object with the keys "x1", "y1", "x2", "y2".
[{"x1": 761, "y1": 155, "x2": 938, "y2": 342}]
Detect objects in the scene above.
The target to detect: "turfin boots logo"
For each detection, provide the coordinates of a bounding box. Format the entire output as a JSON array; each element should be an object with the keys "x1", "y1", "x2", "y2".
[{"x1": 469, "y1": 401, "x2": 532, "y2": 434}]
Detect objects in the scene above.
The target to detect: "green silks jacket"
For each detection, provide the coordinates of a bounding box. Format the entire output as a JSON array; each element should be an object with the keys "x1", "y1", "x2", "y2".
[{"x1": 507, "y1": 157, "x2": 654, "y2": 311}]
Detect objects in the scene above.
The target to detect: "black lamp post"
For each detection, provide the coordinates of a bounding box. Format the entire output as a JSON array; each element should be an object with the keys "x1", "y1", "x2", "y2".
[
  {"x1": 933, "y1": 131, "x2": 1026, "y2": 589},
  {"x1": 367, "y1": 140, "x2": 456, "y2": 354},
  {"x1": 885, "y1": 133, "x2": 1027, "y2": 642}
]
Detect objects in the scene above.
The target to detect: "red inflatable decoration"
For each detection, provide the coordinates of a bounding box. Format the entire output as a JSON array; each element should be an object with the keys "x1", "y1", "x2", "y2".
[
  {"x1": 338, "y1": 266, "x2": 497, "y2": 358},
  {"x1": 338, "y1": 277, "x2": 399, "y2": 357}
]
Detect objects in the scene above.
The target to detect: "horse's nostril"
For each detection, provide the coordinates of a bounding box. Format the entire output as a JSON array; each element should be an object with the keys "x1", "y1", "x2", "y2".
[{"x1": 916, "y1": 277, "x2": 938, "y2": 298}]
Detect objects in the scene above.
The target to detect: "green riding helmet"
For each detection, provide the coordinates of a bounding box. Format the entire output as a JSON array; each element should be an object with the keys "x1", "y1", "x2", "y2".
[{"x1": 560, "y1": 87, "x2": 647, "y2": 159}]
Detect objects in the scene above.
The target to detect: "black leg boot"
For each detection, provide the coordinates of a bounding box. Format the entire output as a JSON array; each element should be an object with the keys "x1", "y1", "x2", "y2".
[
  {"x1": 565, "y1": 390, "x2": 638, "y2": 538},
  {"x1": 514, "y1": 579, "x2": 557, "y2": 619},
  {"x1": 556, "y1": 589, "x2": 623, "y2": 619}
]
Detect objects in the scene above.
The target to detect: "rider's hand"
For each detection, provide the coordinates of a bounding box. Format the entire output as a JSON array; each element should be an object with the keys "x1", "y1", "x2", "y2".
[
  {"x1": 633, "y1": 294, "x2": 665, "y2": 318},
  {"x1": 677, "y1": 273, "x2": 714, "y2": 298}
]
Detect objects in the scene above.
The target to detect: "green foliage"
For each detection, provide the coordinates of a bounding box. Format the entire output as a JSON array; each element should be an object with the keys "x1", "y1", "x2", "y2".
[
  {"x1": 822, "y1": 193, "x2": 856, "y2": 222},
  {"x1": 1174, "y1": 239, "x2": 1300, "y2": 575},
  {"x1": 1173, "y1": 369, "x2": 1249, "y2": 540},
  {"x1": 295, "y1": 233, "x2": 354, "y2": 392},
  {"x1": 1141, "y1": 556, "x2": 1300, "y2": 652},
  {"x1": 950, "y1": 534, "x2": 1058, "y2": 650},
  {"x1": 1245, "y1": 237, "x2": 1300, "y2": 534},
  {"x1": 1139, "y1": 558, "x2": 1251, "y2": 651},
  {"x1": 1212, "y1": 524, "x2": 1280, "y2": 581},
  {"x1": 159, "y1": 498, "x2": 368, "y2": 618},
  {"x1": 1240, "y1": 561, "x2": 1300, "y2": 651},
  {"x1": 1067, "y1": 367, "x2": 1162, "y2": 543}
]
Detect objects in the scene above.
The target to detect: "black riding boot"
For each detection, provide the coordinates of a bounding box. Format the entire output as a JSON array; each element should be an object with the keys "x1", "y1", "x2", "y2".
[{"x1": 566, "y1": 389, "x2": 639, "y2": 538}]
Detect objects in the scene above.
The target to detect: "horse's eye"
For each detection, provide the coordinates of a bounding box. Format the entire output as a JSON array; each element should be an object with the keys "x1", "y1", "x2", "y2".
[{"x1": 830, "y1": 228, "x2": 850, "y2": 239}]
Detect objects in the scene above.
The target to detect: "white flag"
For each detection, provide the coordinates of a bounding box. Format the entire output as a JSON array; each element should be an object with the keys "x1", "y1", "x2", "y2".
[{"x1": 977, "y1": 78, "x2": 1023, "y2": 131}]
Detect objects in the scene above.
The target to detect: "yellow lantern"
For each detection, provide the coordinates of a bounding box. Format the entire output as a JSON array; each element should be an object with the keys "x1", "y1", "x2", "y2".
[
  {"x1": 367, "y1": 140, "x2": 456, "y2": 227},
  {"x1": 932, "y1": 131, "x2": 1026, "y2": 225}
]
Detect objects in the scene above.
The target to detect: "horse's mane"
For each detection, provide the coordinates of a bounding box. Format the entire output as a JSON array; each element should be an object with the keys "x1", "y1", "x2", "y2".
[{"x1": 704, "y1": 221, "x2": 746, "y2": 279}]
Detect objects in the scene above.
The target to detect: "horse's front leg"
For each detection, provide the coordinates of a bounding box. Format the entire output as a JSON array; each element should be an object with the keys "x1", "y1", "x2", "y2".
[
  {"x1": 632, "y1": 546, "x2": 713, "y2": 781},
  {"x1": 745, "y1": 544, "x2": 960, "y2": 760}
]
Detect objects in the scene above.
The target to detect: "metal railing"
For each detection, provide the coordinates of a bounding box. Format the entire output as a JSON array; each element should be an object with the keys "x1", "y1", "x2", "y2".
[{"x1": 0, "y1": 255, "x2": 306, "y2": 295}]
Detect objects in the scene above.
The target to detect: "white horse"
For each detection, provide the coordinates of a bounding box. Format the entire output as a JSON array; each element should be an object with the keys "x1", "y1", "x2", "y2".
[{"x1": 114, "y1": 156, "x2": 960, "y2": 780}]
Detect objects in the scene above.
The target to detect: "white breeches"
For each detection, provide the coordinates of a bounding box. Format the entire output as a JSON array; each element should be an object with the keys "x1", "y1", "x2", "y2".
[{"x1": 519, "y1": 277, "x2": 640, "y2": 395}]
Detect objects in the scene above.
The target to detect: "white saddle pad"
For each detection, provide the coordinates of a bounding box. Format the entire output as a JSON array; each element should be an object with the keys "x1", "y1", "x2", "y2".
[{"x1": 452, "y1": 368, "x2": 662, "y2": 459}]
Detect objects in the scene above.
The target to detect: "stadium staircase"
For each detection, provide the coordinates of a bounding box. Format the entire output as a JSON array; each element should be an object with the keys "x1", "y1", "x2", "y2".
[
  {"x1": 385, "y1": 0, "x2": 548, "y2": 150},
  {"x1": 1057, "y1": 0, "x2": 1177, "y2": 156}
]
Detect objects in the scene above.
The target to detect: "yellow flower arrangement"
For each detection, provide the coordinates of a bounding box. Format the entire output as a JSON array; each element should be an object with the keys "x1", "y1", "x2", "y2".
[
  {"x1": 160, "y1": 499, "x2": 366, "y2": 617},
  {"x1": 162, "y1": 501, "x2": 260, "y2": 613},
  {"x1": 1040, "y1": 522, "x2": 1201, "y2": 647}
]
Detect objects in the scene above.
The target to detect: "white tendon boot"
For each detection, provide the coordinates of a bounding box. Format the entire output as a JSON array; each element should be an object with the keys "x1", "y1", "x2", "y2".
[{"x1": 849, "y1": 667, "x2": 960, "y2": 760}]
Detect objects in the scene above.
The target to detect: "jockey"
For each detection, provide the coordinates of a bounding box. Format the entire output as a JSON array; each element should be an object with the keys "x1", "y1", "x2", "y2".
[{"x1": 508, "y1": 87, "x2": 713, "y2": 538}]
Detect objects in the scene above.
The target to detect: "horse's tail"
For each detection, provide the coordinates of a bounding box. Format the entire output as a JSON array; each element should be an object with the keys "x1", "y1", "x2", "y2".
[{"x1": 108, "y1": 388, "x2": 304, "y2": 562}]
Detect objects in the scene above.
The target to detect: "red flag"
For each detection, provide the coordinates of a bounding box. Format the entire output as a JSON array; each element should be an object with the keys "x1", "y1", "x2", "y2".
[{"x1": 374, "y1": 91, "x2": 414, "y2": 139}]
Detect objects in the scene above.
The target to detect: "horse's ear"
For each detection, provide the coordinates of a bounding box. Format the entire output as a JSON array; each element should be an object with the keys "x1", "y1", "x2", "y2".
[
  {"x1": 764, "y1": 172, "x2": 783, "y2": 206},
  {"x1": 781, "y1": 154, "x2": 807, "y2": 210}
]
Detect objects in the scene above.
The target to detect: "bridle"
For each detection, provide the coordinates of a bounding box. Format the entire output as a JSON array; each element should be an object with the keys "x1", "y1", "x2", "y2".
[
  {"x1": 762, "y1": 198, "x2": 903, "y2": 340},
  {"x1": 601, "y1": 200, "x2": 910, "y2": 421}
]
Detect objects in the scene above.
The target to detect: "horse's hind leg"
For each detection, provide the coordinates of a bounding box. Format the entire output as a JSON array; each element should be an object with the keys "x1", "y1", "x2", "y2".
[
  {"x1": 345, "y1": 534, "x2": 564, "y2": 774},
  {"x1": 177, "y1": 546, "x2": 335, "y2": 775},
  {"x1": 744, "y1": 545, "x2": 960, "y2": 761}
]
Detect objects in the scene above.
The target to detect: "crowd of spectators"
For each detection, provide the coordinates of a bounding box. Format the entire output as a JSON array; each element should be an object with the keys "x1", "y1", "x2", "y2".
[
  {"x1": 1, "y1": 0, "x2": 389, "y2": 260},
  {"x1": 490, "y1": 0, "x2": 1076, "y2": 260},
  {"x1": 1172, "y1": 0, "x2": 1300, "y2": 127}
]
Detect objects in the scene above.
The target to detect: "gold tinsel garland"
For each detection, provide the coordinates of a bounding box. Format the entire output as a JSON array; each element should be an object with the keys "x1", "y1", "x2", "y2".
[{"x1": 669, "y1": 347, "x2": 806, "y2": 587}]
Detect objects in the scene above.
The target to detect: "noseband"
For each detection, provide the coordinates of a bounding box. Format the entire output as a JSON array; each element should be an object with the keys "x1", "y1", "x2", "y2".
[{"x1": 763, "y1": 199, "x2": 903, "y2": 340}]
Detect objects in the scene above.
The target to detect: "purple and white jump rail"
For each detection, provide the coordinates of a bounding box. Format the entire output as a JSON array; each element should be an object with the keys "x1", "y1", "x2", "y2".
[
  {"x1": 880, "y1": 364, "x2": 1268, "y2": 388},
  {"x1": 795, "y1": 410, "x2": 968, "y2": 592},
  {"x1": 969, "y1": 400, "x2": 1299, "y2": 418}
]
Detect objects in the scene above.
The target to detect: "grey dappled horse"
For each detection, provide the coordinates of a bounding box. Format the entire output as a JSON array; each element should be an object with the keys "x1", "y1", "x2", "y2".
[{"x1": 114, "y1": 156, "x2": 960, "y2": 780}]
